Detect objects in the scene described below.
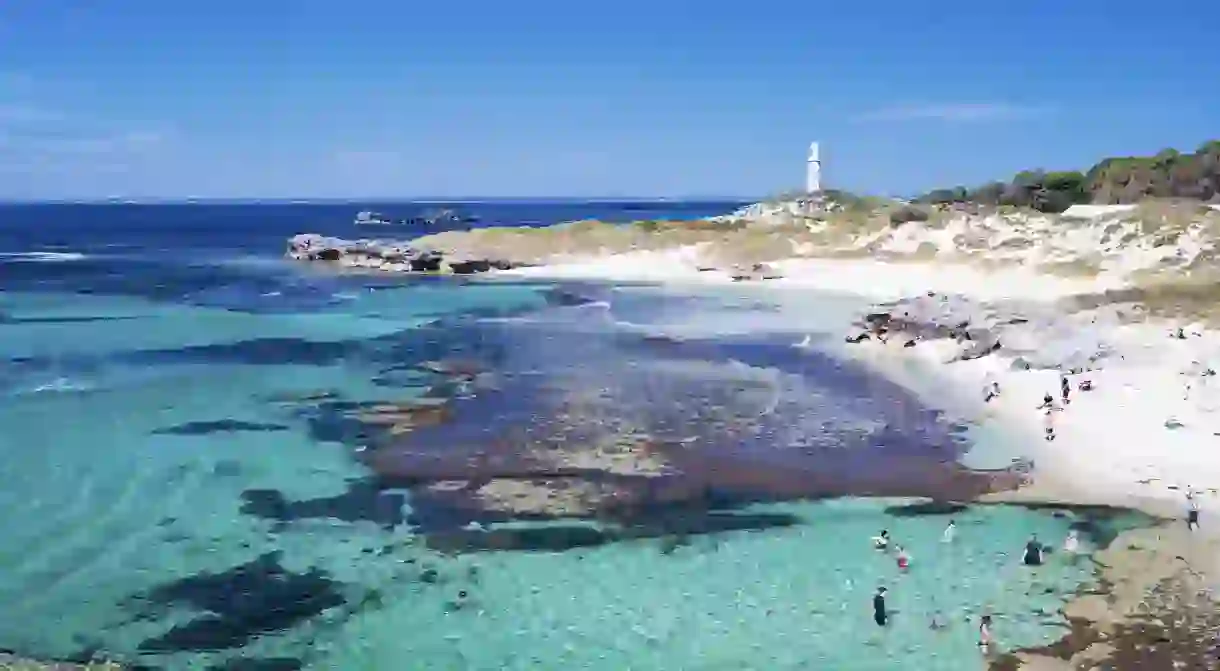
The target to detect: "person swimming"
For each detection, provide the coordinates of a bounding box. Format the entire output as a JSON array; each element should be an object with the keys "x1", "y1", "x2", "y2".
[
  {"x1": 872, "y1": 587, "x2": 888, "y2": 627},
  {"x1": 942, "y1": 519, "x2": 957, "y2": 543},
  {"x1": 873, "y1": 530, "x2": 890, "y2": 550},
  {"x1": 1063, "y1": 529, "x2": 1080, "y2": 555},
  {"x1": 895, "y1": 545, "x2": 911, "y2": 570},
  {"x1": 1023, "y1": 535, "x2": 1044, "y2": 566}
]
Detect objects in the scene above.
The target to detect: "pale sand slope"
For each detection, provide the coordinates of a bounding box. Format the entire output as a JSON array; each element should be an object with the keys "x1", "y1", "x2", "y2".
[{"x1": 500, "y1": 251, "x2": 1220, "y2": 526}]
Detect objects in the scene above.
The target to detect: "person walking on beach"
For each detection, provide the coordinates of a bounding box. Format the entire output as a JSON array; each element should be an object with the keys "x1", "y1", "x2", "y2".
[
  {"x1": 942, "y1": 519, "x2": 957, "y2": 543},
  {"x1": 872, "y1": 587, "x2": 888, "y2": 627},
  {"x1": 1060, "y1": 375, "x2": 1071, "y2": 405},
  {"x1": 1023, "y1": 535, "x2": 1044, "y2": 566},
  {"x1": 1187, "y1": 492, "x2": 1201, "y2": 531},
  {"x1": 983, "y1": 374, "x2": 1001, "y2": 403}
]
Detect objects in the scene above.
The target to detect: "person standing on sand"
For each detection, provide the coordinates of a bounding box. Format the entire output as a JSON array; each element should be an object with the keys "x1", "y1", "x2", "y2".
[
  {"x1": 1060, "y1": 375, "x2": 1071, "y2": 405},
  {"x1": 1187, "y1": 492, "x2": 1201, "y2": 531}
]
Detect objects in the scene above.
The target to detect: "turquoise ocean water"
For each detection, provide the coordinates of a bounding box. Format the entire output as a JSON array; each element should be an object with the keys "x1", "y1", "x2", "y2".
[{"x1": 0, "y1": 203, "x2": 1141, "y2": 670}]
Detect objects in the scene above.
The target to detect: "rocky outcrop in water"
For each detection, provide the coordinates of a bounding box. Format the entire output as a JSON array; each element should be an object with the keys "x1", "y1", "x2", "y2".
[{"x1": 286, "y1": 234, "x2": 525, "y2": 275}]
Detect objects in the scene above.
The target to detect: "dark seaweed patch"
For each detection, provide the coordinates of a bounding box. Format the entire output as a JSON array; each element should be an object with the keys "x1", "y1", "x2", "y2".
[
  {"x1": 0, "y1": 314, "x2": 144, "y2": 324},
  {"x1": 240, "y1": 481, "x2": 406, "y2": 528},
  {"x1": 208, "y1": 657, "x2": 304, "y2": 671},
  {"x1": 134, "y1": 552, "x2": 346, "y2": 653},
  {"x1": 153, "y1": 420, "x2": 290, "y2": 436},
  {"x1": 423, "y1": 511, "x2": 801, "y2": 553},
  {"x1": 884, "y1": 501, "x2": 970, "y2": 517},
  {"x1": 124, "y1": 337, "x2": 359, "y2": 367}
]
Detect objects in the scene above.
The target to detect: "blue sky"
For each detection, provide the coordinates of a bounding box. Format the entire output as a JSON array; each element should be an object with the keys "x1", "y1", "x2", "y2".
[{"x1": 1, "y1": 1, "x2": 1217, "y2": 200}]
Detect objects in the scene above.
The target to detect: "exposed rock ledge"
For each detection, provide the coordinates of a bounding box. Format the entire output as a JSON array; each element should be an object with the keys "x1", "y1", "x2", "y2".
[{"x1": 286, "y1": 233, "x2": 527, "y2": 275}]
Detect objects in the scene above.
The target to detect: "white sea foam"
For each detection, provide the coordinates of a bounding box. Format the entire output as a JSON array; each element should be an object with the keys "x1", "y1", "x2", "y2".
[{"x1": 0, "y1": 251, "x2": 87, "y2": 263}]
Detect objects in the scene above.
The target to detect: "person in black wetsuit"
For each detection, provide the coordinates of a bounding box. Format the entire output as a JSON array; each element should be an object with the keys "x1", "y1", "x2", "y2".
[
  {"x1": 1023, "y1": 535, "x2": 1043, "y2": 566},
  {"x1": 873, "y1": 587, "x2": 888, "y2": 627},
  {"x1": 1060, "y1": 375, "x2": 1071, "y2": 405}
]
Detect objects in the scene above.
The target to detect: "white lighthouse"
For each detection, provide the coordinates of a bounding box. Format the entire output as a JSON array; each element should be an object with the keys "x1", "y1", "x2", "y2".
[{"x1": 806, "y1": 141, "x2": 822, "y2": 195}]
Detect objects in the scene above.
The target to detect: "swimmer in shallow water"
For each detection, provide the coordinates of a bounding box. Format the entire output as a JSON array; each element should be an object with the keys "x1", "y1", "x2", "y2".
[
  {"x1": 942, "y1": 519, "x2": 957, "y2": 543},
  {"x1": 978, "y1": 614, "x2": 994, "y2": 650},
  {"x1": 1063, "y1": 529, "x2": 1080, "y2": 555},
  {"x1": 1023, "y1": 535, "x2": 1044, "y2": 566},
  {"x1": 872, "y1": 587, "x2": 888, "y2": 627},
  {"x1": 895, "y1": 545, "x2": 911, "y2": 570},
  {"x1": 873, "y1": 530, "x2": 890, "y2": 550}
]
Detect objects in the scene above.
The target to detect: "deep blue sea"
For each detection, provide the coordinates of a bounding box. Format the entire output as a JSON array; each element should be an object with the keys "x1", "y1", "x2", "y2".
[{"x1": 0, "y1": 202, "x2": 1139, "y2": 670}]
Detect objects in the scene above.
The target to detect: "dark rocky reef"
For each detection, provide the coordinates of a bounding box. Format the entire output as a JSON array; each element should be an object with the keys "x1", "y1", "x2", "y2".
[
  {"x1": 128, "y1": 552, "x2": 346, "y2": 654},
  {"x1": 242, "y1": 346, "x2": 1029, "y2": 554}
]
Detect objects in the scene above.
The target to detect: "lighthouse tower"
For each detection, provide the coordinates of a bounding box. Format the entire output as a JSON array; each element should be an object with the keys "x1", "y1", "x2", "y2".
[{"x1": 806, "y1": 141, "x2": 822, "y2": 195}]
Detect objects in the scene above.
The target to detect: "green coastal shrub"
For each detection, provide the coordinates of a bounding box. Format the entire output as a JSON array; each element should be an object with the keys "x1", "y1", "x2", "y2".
[{"x1": 915, "y1": 139, "x2": 1220, "y2": 211}]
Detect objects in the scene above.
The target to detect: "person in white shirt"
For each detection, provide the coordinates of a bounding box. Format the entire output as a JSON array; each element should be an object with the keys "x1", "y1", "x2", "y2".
[
  {"x1": 1063, "y1": 529, "x2": 1080, "y2": 555},
  {"x1": 942, "y1": 519, "x2": 957, "y2": 544}
]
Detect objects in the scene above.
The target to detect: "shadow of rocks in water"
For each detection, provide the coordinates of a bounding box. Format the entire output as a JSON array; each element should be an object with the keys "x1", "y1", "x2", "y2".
[
  {"x1": 131, "y1": 551, "x2": 346, "y2": 653},
  {"x1": 152, "y1": 420, "x2": 290, "y2": 436}
]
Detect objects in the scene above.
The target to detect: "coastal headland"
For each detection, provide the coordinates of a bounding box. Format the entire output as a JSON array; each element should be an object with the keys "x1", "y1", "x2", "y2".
[{"x1": 281, "y1": 144, "x2": 1220, "y2": 669}]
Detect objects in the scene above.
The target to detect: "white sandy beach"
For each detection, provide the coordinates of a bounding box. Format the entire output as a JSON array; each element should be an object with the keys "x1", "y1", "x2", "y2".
[{"x1": 500, "y1": 246, "x2": 1220, "y2": 529}]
